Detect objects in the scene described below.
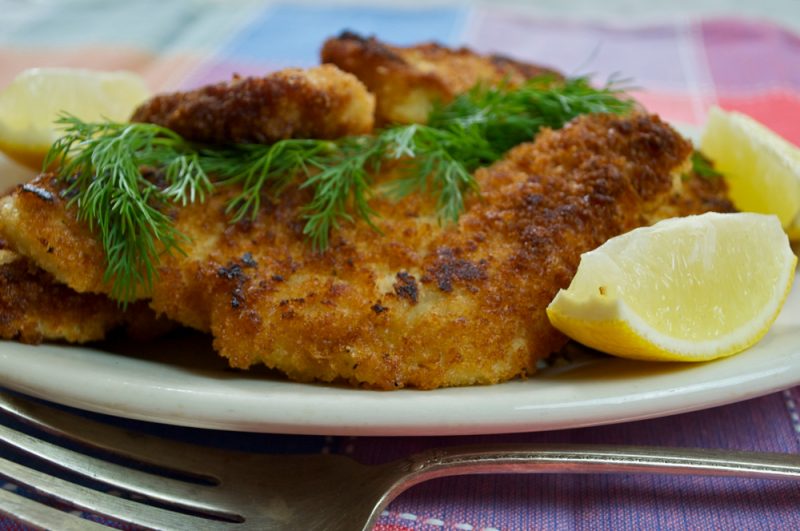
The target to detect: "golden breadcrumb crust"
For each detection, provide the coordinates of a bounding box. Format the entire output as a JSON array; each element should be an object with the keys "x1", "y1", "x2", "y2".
[
  {"x1": 0, "y1": 114, "x2": 702, "y2": 388},
  {"x1": 0, "y1": 248, "x2": 172, "y2": 344},
  {"x1": 321, "y1": 31, "x2": 561, "y2": 124},
  {"x1": 653, "y1": 155, "x2": 736, "y2": 221},
  {"x1": 131, "y1": 64, "x2": 376, "y2": 143}
]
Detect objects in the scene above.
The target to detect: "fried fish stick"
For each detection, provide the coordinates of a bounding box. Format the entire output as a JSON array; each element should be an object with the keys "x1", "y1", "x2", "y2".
[
  {"x1": 321, "y1": 31, "x2": 561, "y2": 124},
  {"x1": 130, "y1": 64, "x2": 376, "y2": 144}
]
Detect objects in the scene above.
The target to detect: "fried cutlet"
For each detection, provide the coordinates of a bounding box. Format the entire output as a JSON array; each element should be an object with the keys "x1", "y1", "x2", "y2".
[
  {"x1": 0, "y1": 246, "x2": 172, "y2": 344},
  {"x1": 131, "y1": 64, "x2": 375, "y2": 144},
  {"x1": 0, "y1": 41, "x2": 734, "y2": 388},
  {"x1": 0, "y1": 113, "x2": 700, "y2": 389},
  {"x1": 321, "y1": 31, "x2": 561, "y2": 124}
]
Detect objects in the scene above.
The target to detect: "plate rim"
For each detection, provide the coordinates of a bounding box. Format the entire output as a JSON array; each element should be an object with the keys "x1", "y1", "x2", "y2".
[{"x1": 2, "y1": 281, "x2": 798, "y2": 436}]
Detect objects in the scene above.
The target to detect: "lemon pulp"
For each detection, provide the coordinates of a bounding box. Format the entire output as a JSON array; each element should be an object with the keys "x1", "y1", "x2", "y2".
[
  {"x1": 547, "y1": 212, "x2": 796, "y2": 362},
  {"x1": 701, "y1": 106, "x2": 800, "y2": 229},
  {"x1": 0, "y1": 67, "x2": 149, "y2": 170}
]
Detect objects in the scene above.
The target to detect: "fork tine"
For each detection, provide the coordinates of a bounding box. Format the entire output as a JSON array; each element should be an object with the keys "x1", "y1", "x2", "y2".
[
  {"x1": 0, "y1": 422, "x2": 236, "y2": 519},
  {"x1": 0, "y1": 391, "x2": 396, "y2": 530},
  {"x1": 0, "y1": 486, "x2": 109, "y2": 530},
  {"x1": 0, "y1": 390, "x2": 234, "y2": 476},
  {"x1": 0, "y1": 456, "x2": 240, "y2": 530}
]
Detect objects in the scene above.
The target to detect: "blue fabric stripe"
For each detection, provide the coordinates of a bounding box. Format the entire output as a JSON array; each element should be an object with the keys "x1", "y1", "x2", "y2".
[
  {"x1": 216, "y1": 3, "x2": 467, "y2": 66},
  {"x1": 0, "y1": 0, "x2": 256, "y2": 53}
]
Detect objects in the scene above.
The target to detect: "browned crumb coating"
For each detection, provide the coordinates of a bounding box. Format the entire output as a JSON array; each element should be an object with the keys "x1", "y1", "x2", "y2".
[
  {"x1": 654, "y1": 153, "x2": 736, "y2": 220},
  {"x1": 130, "y1": 64, "x2": 376, "y2": 144},
  {"x1": 0, "y1": 248, "x2": 173, "y2": 344},
  {"x1": 0, "y1": 114, "x2": 700, "y2": 388},
  {"x1": 321, "y1": 31, "x2": 562, "y2": 124}
]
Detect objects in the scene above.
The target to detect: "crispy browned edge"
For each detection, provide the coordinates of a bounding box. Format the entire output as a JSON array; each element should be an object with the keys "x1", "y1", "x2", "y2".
[
  {"x1": 131, "y1": 64, "x2": 376, "y2": 144},
  {"x1": 321, "y1": 31, "x2": 562, "y2": 124},
  {"x1": 0, "y1": 245, "x2": 173, "y2": 344},
  {"x1": 658, "y1": 154, "x2": 736, "y2": 219}
]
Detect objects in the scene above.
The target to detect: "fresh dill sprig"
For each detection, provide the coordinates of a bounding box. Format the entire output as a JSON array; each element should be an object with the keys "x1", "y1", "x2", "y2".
[
  {"x1": 45, "y1": 75, "x2": 634, "y2": 301},
  {"x1": 44, "y1": 115, "x2": 211, "y2": 302},
  {"x1": 197, "y1": 136, "x2": 385, "y2": 250},
  {"x1": 428, "y1": 75, "x2": 633, "y2": 157},
  {"x1": 201, "y1": 139, "x2": 336, "y2": 223},
  {"x1": 382, "y1": 76, "x2": 634, "y2": 214},
  {"x1": 380, "y1": 124, "x2": 484, "y2": 222},
  {"x1": 300, "y1": 136, "x2": 385, "y2": 250}
]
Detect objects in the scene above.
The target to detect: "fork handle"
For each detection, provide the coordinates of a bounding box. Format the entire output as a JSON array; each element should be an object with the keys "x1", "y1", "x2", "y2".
[
  {"x1": 368, "y1": 444, "x2": 800, "y2": 526},
  {"x1": 400, "y1": 444, "x2": 800, "y2": 485}
]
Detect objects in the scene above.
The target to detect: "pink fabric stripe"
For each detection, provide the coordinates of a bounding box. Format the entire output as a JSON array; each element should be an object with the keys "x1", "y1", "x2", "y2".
[{"x1": 701, "y1": 18, "x2": 800, "y2": 93}]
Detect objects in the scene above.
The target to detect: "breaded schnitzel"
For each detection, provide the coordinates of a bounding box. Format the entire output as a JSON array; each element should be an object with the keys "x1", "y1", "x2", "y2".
[
  {"x1": 131, "y1": 64, "x2": 376, "y2": 144},
  {"x1": 0, "y1": 113, "x2": 706, "y2": 389},
  {"x1": 321, "y1": 31, "x2": 561, "y2": 124},
  {"x1": 0, "y1": 246, "x2": 172, "y2": 343}
]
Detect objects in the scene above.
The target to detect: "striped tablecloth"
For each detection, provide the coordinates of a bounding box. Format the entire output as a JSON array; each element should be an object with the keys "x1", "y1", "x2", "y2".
[{"x1": 1, "y1": 1, "x2": 799, "y2": 529}]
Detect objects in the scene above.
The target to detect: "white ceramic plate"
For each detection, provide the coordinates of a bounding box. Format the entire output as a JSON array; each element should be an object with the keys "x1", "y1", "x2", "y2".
[{"x1": 1, "y1": 270, "x2": 798, "y2": 436}]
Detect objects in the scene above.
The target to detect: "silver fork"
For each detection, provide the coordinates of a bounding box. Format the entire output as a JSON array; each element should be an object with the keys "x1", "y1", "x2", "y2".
[{"x1": 2, "y1": 389, "x2": 800, "y2": 531}]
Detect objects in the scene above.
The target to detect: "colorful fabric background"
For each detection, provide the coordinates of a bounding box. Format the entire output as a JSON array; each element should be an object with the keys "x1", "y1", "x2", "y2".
[{"x1": 1, "y1": 1, "x2": 799, "y2": 529}]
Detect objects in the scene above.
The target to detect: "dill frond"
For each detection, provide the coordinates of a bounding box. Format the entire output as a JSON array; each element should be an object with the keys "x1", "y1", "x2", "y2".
[
  {"x1": 428, "y1": 75, "x2": 634, "y2": 159},
  {"x1": 383, "y1": 76, "x2": 634, "y2": 215},
  {"x1": 46, "y1": 115, "x2": 203, "y2": 303},
  {"x1": 301, "y1": 135, "x2": 384, "y2": 250},
  {"x1": 380, "y1": 124, "x2": 484, "y2": 222},
  {"x1": 202, "y1": 139, "x2": 336, "y2": 223}
]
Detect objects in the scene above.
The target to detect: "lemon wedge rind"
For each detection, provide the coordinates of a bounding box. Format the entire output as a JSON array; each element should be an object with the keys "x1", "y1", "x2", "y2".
[
  {"x1": 547, "y1": 268, "x2": 795, "y2": 362},
  {"x1": 546, "y1": 212, "x2": 797, "y2": 363}
]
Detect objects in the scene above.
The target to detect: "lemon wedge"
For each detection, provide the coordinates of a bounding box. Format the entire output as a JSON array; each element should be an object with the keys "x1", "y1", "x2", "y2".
[
  {"x1": 700, "y1": 106, "x2": 800, "y2": 229},
  {"x1": 0, "y1": 68, "x2": 150, "y2": 170},
  {"x1": 546, "y1": 212, "x2": 797, "y2": 362}
]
